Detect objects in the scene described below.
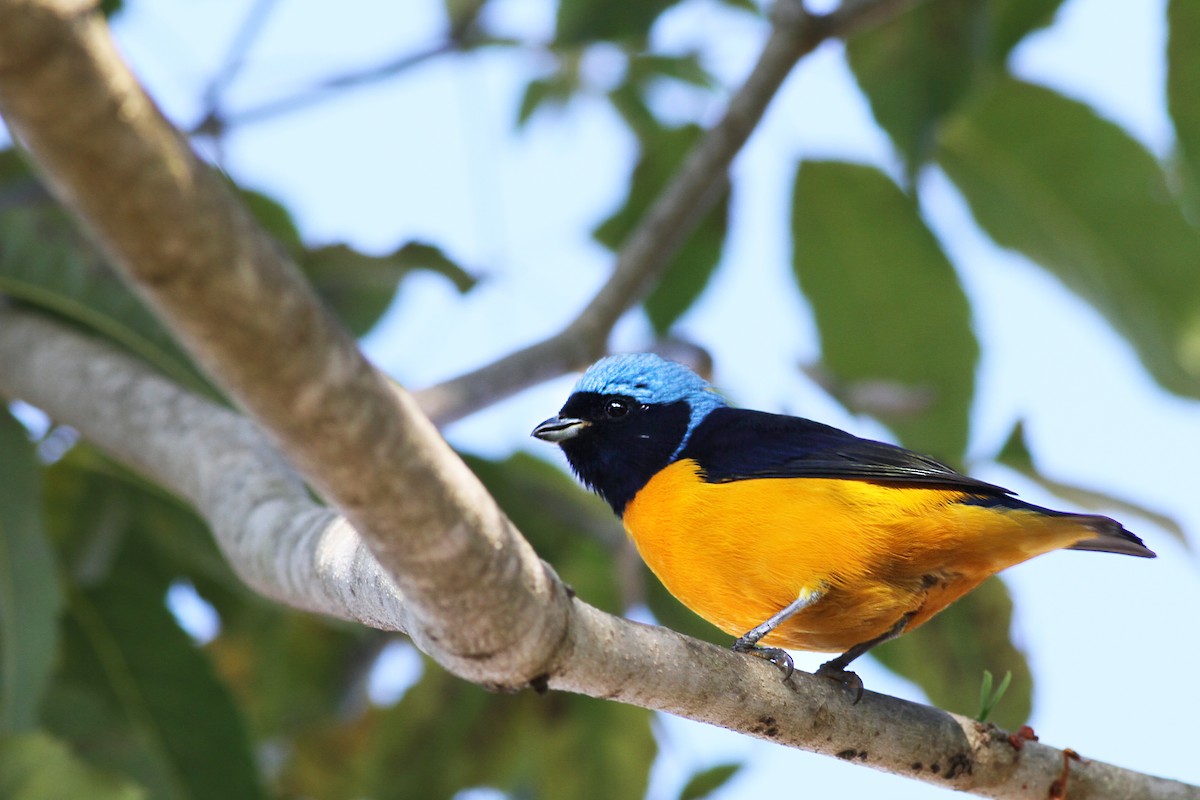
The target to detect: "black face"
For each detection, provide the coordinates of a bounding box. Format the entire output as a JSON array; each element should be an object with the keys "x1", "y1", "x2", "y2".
[{"x1": 553, "y1": 391, "x2": 691, "y2": 516}]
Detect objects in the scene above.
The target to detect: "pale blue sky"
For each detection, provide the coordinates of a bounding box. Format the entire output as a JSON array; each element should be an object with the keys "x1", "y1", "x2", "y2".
[{"x1": 104, "y1": 1, "x2": 1200, "y2": 797}]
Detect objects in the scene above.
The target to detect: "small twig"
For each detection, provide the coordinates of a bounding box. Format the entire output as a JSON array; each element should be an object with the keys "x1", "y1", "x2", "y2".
[
  {"x1": 216, "y1": 38, "x2": 463, "y2": 129},
  {"x1": 201, "y1": 0, "x2": 491, "y2": 131},
  {"x1": 198, "y1": 0, "x2": 281, "y2": 126},
  {"x1": 413, "y1": 0, "x2": 930, "y2": 426}
]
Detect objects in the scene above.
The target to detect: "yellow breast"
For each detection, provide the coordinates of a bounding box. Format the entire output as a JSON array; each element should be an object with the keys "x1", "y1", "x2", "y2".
[{"x1": 621, "y1": 459, "x2": 1095, "y2": 652}]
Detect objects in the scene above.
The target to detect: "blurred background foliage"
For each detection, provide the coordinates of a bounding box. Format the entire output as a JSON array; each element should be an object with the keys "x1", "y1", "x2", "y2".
[{"x1": 0, "y1": 0, "x2": 1195, "y2": 797}]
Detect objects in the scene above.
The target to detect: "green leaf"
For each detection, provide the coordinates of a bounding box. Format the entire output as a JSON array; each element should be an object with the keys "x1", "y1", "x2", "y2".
[
  {"x1": 0, "y1": 152, "x2": 218, "y2": 400},
  {"x1": 238, "y1": 189, "x2": 304, "y2": 252},
  {"x1": 555, "y1": 0, "x2": 680, "y2": 44},
  {"x1": 626, "y1": 53, "x2": 715, "y2": 91},
  {"x1": 0, "y1": 409, "x2": 61, "y2": 732},
  {"x1": 873, "y1": 578, "x2": 1033, "y2": 729},
  {"x1": 210, "y1": 613, "x2": 379, "y2": 742},
  {"x1": 678, "y1": 762, "x2": 743, "y2": 800},
  {"x1": 996, "y1": 422, "x2": 1188, "y2": 549},
  {"x1": 0, "y1": 732, "x2": 145, "y2": 800},
  {"x1": 40, "y1": 460, "x2": 263, "y2": 800},
  {"x1": 791, "y1": 160, "x2": 977, "y2": 462},
  {"x1": 299, "y1": 241, "x2": 477, "y2": 337},
  {"x1": 517, "y1": 73, "x2": 578, "y2": 127},
  {"x1": 595, "y1": 125, "x2": 730, "y2": 334},
  {"x1": 938, "y1": 78, "x2": 1200, "y2": 397},
  {"x1": 986, "y1": 0, "x2": 1067, "y2": 65},
  {"x1": 1168, "y1": 0, "x2": 1200, "y2": 209},
  {"x1": 846, "y1": 0, "x2": 1065, "y2": 176},
  {"x1": 354, "y1": 659, "x2": 656, "y2": 800}
]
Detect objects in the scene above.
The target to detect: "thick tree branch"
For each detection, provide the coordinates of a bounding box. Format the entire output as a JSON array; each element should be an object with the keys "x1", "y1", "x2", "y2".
[
  {"x1": 413, "y1": 0, "x2": 927, "y2": 426},
  {"x1": 1, "y1": 304, "x2": 1194, "y2": 800},
  {"x1": 0, "y1": 1, "x2": 1191, "y2": 797},
  {"x1": 0, "y1": 0, "x2": 565, "y2": 686}
]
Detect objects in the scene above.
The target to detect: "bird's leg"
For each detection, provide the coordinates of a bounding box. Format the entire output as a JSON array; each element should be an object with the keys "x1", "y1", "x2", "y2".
[
  {"x1": 816, "y1": 613, "x2": 914, "y2": 703},
  {"x1": 732, "y1": 589, "x2": 824, "y2": 679}
]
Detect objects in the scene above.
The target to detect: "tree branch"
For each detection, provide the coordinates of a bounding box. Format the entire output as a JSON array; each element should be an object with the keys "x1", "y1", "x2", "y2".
[
  {"x1": 412, "y1": 0, "x2": 928, "y2": 426},
  {"x1": 0, "y1": 0, "x2": 565, "y2": 687},
  {"x1": 196, "y1": 0, "x2": 491, "y2": 133},
  {"x1": 0, "y1": 0, "x2": 1191, "y2": 797},
  {"x1": 1, "y1": 304, "x2": 1193, "y2": 800}
]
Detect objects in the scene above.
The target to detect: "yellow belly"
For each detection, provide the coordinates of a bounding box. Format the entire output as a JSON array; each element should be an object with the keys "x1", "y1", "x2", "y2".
[{"x1": 621, "y1": 459, "x2": 1095, "y2": 653}]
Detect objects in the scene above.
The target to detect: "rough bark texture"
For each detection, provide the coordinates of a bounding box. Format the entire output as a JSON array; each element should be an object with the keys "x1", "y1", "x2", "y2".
[
  {"x1": 0, "y1": 1, "x2": 1195, "y2": 797},
  {"x1": 4, "y1": 306, "x2": 1196, "y2": 800},
  {"x1": 0, "y1": 0, "x2": 567, "y2": 688}
]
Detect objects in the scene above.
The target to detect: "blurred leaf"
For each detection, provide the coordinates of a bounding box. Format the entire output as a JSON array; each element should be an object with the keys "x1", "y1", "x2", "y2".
[
  {"x1": 0, "y1": 409, "x2": 61, "y2": 731},
  {"x1": 986, "y1": 0, "x2": 1067, "y2": 64},
  {"x1": 939, "y1": 79, "x2": 1200, "y2": 397},
  {"x1": 0, "y1": 732, "x2": 145, "y2": 800},
  {"x1": 238, "y1": 188, "x2": 304, "y2": 251},
  {"x1": 466, "y1": 452, "x2": 625, "y2": 613},
  {"x1": 596, "y1": 125, "x2": 730, "y2": 334},
  {"x1": 299, "y1": 241, "x2": 476, "y2": 337},
  {"x1": 873, "y1": 578, "x2": 1033, "y2": 729},
  {"x1": 556, "y1": 0, "x2": 680, "y2": 44},
  {"x1": 626, "y1": 52, "x2": 715, "y2": 90},
  {"x1": 47, "y1": 547, "x2": 263, "y2": 799},
  {"x1": 39, "y1": 453, "x2": 263, "y2": 799},
  {"x1": 1168, "y1": 0, "x2": 1200, "y2": 211},
  {"x1": 0, "y1": 170, "x2": 217, "y2": 399},
  {"x1": 210, "y1": 612, "x2": 377, "y2": 743},
  {"x1": 792, "y1": 160, "x2": 977, "y2": 462},
  {"x1": 518, "y1": 72, "x2": 579, "y2": 127},
  {"x1": 242, "y1": 184, "x2": 477, "y2": 337},
  {"x1": 292, "y1": 658, "x2": 656, "y2": 799},
  {"x1": 996, "y1": 421, "x2": 1188, "y2": 549},
  {"x1": 715, "y1": 0, "x2": 757, "y2": 11},
  {"x1": 99, "y1": 0, "x2": 123, "y2": 18},
  {"x1": 846, "y1": 0, "x2": 1065, "y2": 177},
  {"x1": 678, "y1": 762, "x2": 743, "y2": 800}
]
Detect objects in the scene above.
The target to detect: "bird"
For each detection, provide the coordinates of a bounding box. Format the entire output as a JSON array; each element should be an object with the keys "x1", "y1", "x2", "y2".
[{"x1": 532, "y1": 353, "x2": 1155, "y2": 700}]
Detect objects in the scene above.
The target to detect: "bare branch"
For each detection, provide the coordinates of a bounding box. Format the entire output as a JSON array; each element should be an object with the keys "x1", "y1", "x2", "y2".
[
  {"x1": 0, "y1": 0, "x2": 564, "y2": 687},
  {"x1": 413, "y1": 0, "x2": 929, "y2": 426},
  {"x1": 1, "y1": 304, "x2": 1194, "y2": 800},
  {"x1": 210, "y1": 39, "x2": 461, "y2": 130},
  {"x1": 3, "y1": 0, "x2": 1192, "y2": 796},
  {"x1": 200, "y1": 0, "x2": 492, "y2": 131},
  {"x1": 0, "y1": 304, "x2": 413, "y2": 631},
  {"x1": 196, "y1": 0, "x2": 282, "y2": 132}
]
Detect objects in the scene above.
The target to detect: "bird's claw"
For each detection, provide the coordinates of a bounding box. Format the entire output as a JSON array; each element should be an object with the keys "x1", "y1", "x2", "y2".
[
  {"x1": 815, "y1": 661, "x2": 865, "y2": 704},
  {"x1": 733, "y1": 643, "x2": 794, "y2": 680}
]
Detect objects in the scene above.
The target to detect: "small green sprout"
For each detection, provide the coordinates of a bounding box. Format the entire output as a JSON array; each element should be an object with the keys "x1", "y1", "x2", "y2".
[{"x1": 976, "y1": 669, "x2": 1013, "y2": 723}]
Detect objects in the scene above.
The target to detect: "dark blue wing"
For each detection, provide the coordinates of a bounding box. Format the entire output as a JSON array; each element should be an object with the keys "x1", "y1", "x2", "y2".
[{"x1": 678, "y1": 407, "x2": 1011, "y2": 496}]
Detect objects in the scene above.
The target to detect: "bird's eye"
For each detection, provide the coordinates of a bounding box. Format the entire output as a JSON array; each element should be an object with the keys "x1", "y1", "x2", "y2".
[{"x1": 605, "y1": 399, "x2": 631, "y2": 419}]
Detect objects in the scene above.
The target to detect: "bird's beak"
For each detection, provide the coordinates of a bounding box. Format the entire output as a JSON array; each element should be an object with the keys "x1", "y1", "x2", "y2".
[{"x1": 531, "y1": 416, "x2": 588, "y2": 443}]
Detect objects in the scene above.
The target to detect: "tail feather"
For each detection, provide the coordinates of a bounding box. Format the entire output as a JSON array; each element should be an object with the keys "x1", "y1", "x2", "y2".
[{"x1": 1065, "y1": 514, "x2": 1156, "y2": 558}]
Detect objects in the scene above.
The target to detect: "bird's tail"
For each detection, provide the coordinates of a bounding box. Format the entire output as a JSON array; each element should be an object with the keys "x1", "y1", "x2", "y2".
[{"x1": 1064, "y1": 514, "x2": 1157, "y2": 558}]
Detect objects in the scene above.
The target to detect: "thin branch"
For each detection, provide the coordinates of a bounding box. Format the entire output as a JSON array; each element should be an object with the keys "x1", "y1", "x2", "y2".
[
  {"x1": 196, "y1": 0, "x2": 281, "y2": 131},
  {"x1": 211, "y1": 39, "x2": 462, "y2": 130},
  {"x1": 413, "y1": 0, "x2": 929, "y2": 426},
  {"x1": 197, "y1": 0, "x2": 493, "y2": 131},
  {"x1": 1, "y1": 304, "x2": 1194, "y2": 800},
  {"x1": 5, "y1": 0, "x2": 1191, "y2": 797},
  {"x1": 0, "y1": 0, "x2": 565, "y2": 686}
]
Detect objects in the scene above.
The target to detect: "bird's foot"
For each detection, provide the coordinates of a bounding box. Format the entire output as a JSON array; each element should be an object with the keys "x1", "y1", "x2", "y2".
[
  {"x1": 815, "y1": 660, "x2": 865, "y2": 704},
  {"x1": 732, "y1": 640, "x2": 794, "y2": 680}
]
